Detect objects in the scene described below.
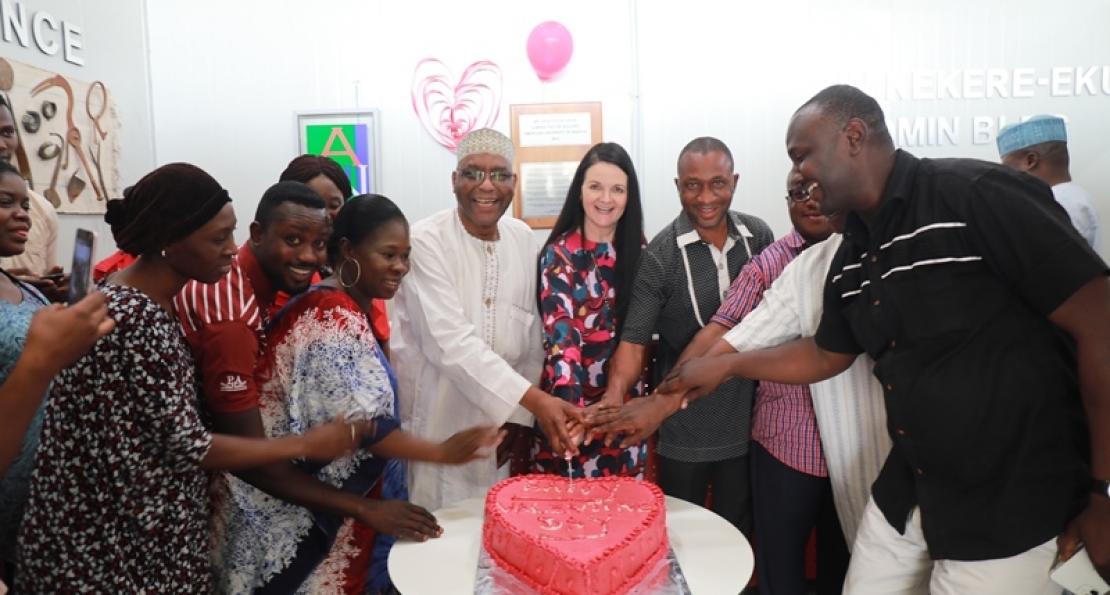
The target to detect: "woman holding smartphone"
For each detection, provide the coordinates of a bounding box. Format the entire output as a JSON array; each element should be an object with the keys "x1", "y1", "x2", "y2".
[{"x1": 0, "y1": 160, "x2": 61, "y2": 582}]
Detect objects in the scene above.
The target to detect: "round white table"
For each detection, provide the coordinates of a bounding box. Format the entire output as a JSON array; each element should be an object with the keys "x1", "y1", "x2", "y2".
[{"x1": 389, "y1": 495, "x2": 753, "y2": 595}]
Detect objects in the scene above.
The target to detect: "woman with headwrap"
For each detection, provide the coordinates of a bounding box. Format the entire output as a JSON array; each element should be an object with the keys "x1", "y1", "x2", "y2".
[{"x1": 15, "y1": 163, "x2": 370, "y2": 594}]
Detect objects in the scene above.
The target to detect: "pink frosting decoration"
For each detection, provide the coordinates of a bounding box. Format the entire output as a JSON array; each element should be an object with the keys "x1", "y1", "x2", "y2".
[{"x1": 483, "y1": 476, "x2": 668, "y2": 595}]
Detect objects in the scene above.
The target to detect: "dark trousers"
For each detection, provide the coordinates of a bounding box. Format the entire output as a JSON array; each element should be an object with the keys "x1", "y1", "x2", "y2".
[
  {"x1": 656, "y1": 453, "x2": 753, "y2": 538},
  {"x1": 750, "y1": 441, "x2": 849, "y2": 595}
]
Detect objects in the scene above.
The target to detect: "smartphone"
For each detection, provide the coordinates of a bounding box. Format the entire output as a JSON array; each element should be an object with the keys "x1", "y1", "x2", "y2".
[
  {"x1": 42, "y1": 270, "x2": 65, "y2": 282},
  {"x1": 67, "y1": 229, "x2": 97, "y2": 305},
  {"x1": 1051, "y1": 547, "x2": 1109, "y2": 595}
]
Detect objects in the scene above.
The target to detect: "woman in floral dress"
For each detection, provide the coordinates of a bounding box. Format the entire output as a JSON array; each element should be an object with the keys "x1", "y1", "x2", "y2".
[
  {"x1": 16, "y1": 163, "x2": 364, "y2": 594},
  {"x1": 533, "y1": 143, "x2": 647, "y2": 478}
]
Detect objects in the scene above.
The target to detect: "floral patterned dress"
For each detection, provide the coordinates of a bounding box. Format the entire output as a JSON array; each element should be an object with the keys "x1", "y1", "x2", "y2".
[
  {"x1": 213, "y1": 287, "x2": 403, "y2": 595},
  {"x1": 17, "y1": 284, "x2": 214, "y2": 594},
  {"x1": 533, "y1": 230, "x2": 646, "y2": 478}
]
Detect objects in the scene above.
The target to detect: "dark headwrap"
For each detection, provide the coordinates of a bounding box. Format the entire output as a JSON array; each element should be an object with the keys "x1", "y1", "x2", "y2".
[
  {"x1": 279, "y1": 154, "x2": 353, "y2": 199},
  {"x1": 104, "y1": 163, "x2": 231, "y2": 256}
]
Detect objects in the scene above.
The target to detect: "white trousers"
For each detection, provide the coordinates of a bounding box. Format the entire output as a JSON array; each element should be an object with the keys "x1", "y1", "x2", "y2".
[{"x1": 845, "y1": 496, "x2": 1061, "y2": 595}]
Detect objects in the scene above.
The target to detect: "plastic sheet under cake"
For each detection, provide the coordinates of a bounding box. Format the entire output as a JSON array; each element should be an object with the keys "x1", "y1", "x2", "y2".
[{"x1": 474, "y1": 545, "x2": 691, "y2": 595}]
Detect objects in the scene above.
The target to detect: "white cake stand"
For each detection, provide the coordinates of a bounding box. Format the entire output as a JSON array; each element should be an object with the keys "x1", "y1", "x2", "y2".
[{"x1": 389, "y1": 495, "x2": 753, "y2": 595}]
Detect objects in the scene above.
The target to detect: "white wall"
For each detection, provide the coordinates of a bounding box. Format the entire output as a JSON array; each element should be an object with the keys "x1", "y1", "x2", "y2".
[
  {"x1": 146, "y1": 0, "x2": 1110, "y2": 253},
  {"x1": 146, "y1": 0, "x2": 634, "y2": 245},
  {"x1": 635, "y1": 0, "x2": 1110, "y2": 251},
  {"x1": 2, "y1": 0, "x2": 154, "y2": 260}
]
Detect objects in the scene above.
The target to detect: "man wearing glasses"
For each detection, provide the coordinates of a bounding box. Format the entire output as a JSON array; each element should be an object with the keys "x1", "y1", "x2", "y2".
[
  {"x1": 598, "y1": 137, "x2": 774, "y2": 538},
  {"x1": 392, "y1": 128, "x2": 582, "y2": 511}
]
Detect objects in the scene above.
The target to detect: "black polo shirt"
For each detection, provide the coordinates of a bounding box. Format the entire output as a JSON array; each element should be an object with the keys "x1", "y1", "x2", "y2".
[{"x1": 815, "y1": 150, "x2": 1107, "y2": 561}]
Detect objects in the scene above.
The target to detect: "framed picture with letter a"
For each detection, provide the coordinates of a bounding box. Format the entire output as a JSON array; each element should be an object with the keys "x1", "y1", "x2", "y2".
[{"x1": 294, "y1": 109, "x2": 382, "y2": 194}]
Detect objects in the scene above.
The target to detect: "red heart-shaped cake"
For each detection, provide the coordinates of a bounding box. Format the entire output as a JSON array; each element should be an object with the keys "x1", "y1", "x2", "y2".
[{"x1": 483, "y1": 476, "x2": 668, "y2": 595}]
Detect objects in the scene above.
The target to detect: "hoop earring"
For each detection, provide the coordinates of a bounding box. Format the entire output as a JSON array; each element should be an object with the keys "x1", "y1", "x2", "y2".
[{"x1": 339, "y1": 258, "x2": 362, "y2": 288}]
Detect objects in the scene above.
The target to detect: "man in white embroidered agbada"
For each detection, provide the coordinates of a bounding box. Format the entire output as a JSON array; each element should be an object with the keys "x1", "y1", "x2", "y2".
[{"x1": 392, "y1": 128, "x2": 582, "y2": 510}]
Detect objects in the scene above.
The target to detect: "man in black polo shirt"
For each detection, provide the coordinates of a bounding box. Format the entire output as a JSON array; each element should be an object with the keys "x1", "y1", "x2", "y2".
[{"x1": 592, "y1": 85, "x2": 1110, "y2": 593}]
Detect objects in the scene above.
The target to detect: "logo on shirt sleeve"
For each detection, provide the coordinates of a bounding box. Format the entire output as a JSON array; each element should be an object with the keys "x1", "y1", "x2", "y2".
[{"x1": 219, "y1": 374, "x2": 249, "y2": 393}]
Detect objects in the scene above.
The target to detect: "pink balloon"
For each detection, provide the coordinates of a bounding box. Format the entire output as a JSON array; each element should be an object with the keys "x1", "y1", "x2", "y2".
[{"x1": 526, "y1": 21, "x2": 574, "y2": 82}]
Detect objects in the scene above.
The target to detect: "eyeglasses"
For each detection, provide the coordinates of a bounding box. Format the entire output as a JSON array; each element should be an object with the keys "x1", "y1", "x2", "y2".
[
  {"x1": 458, "y1": 169, "x2": 515, "y2": 185},
  {"x1": 785, "y1": 182, "x2": 818, "y2": 203}
]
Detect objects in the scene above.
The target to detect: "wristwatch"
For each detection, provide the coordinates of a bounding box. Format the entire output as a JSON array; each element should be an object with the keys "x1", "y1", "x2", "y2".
[{"x1": 1094, "y1": 478, "x2": 1110, "y2": 498}]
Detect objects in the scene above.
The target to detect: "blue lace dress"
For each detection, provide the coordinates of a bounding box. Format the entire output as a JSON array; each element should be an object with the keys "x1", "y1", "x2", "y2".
[{"x1": 0, "y1": 277, "x2": 50, "y2": 564}]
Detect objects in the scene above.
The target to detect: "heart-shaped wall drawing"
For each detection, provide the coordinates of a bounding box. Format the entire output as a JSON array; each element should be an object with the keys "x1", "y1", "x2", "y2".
[{"x1": 411, "y1": 58, "x2": 503, "y2": 152}]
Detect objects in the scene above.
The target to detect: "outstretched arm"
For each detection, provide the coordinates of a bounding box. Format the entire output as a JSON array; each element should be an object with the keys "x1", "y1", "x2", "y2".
[
  {"x1": 215, "y1": 409, "x2": 441, "y2": 540},
  {"x1": 1049, "y1": 276, "x2": 1110, "y2": 581},
  {"x1": 659, "y1": 336, "x2": 856, "y2": 401},
  {"x1": 0, "y1": 293, "x2": 114, "y2": 475},
  {"x1": 589, "y1": 336, "x2": 855, "y2": 448},
  {"x1": 673, "y1": 322, "x2": 731, "y2": 367},
  {"x1": 598, "y1": 340, "x2": 647, "y2": 406},
  {"x1": 201, "y1": 415, "x2": 367, "y2": 471},
  {"x1": 369, "y1": 425, "x2": 501, "y2": 464}
]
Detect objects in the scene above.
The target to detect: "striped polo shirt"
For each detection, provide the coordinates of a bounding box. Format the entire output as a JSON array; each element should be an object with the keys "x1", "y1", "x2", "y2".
[{"x1": 176, "y1": 244, "x2": 271, "y2": 414}]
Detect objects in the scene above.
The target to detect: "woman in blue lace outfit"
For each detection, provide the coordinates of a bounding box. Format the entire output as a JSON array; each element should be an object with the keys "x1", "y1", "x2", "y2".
[{"x1": 0, "y1": 160, "x2": 51, "y2": 581}]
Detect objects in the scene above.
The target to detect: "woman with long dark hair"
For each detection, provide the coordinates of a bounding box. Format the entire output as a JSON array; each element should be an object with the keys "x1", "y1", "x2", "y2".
[
  {"x1": 0, "y1": 160, "x2": 114, "y2": 584},
  {"x1": 532, "y1": 142, "x2": 646, "y2": 477}
]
